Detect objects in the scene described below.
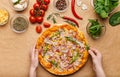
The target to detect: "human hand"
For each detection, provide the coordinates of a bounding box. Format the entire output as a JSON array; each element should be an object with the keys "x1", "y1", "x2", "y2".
[
  {"x1": 88, "y1": 47, "x2": 106, "y2": 77},
  {"x1": 30, "y1": 46, "x2": 39, "y2": 70},
  {"x1": 29, "y1": 46, "x2": 39, "y2": 77}
]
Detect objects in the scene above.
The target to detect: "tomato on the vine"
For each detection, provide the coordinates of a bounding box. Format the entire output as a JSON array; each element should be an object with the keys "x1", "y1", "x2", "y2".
[
  {"x1": 36, "y1": 25, "x2": 42, "y2": 33},
  {"x1": 41, "y1": 4, "x2": 48, "y2": 11},
  {"x1": 33, "y1": 3, "x2": 40, "y2": 10},
  {"x1": 36, "y1": 0, "x2": 42, "y2": 4},
  {"x1": 36, "y1": 16, "x2": 43, "y2": 23},
  {"x1": 37, "y1": 10, "x2": 45, "y2": 17},
  {"x1": 44, "y1": 0, "x2": 50, "y2": 5},
  {"x1": 29, "y1": 16, "x2": 36, "y2": 23},
  {"x1": 30, "y1": 9, "x2": 35, "y2": 16}
]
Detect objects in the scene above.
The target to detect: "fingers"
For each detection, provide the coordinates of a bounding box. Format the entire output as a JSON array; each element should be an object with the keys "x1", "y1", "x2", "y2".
[
  {"x1": 88, "y1": 47, "x2": 102, "y2": 59},
  {"x1": 35, "y1": 50, "x2": 39, "y2": 59},
  {"x1": 90, "y1": 47, "x2": 102, "y2": 57},
  {"x1": 88, "y1": 50, "x2": 96, "y2": 59},
  {"x1": 31, "y1": 45, "x2": 36, "y2": 60}
]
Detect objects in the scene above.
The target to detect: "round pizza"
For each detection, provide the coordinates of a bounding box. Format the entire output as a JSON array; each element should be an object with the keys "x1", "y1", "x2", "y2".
[{"x1": 35, "y1": 24, "x2": 89, "y2": 75}]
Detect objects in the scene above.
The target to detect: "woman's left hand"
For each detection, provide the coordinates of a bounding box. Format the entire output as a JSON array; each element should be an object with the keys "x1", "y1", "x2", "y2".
[{"x1": 30, "y1": 46, "x2": 39, "y2": 70}]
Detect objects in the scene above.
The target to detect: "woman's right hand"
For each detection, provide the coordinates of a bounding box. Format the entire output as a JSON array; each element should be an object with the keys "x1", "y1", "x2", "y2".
[{"x1": 88, "y1": 47, "x2": 106, "y2": 77}]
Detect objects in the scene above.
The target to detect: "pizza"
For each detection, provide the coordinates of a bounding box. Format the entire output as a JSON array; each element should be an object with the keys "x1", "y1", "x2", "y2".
[{"x1": 36, "y1": 24, "x2": 89, "y2": 75}]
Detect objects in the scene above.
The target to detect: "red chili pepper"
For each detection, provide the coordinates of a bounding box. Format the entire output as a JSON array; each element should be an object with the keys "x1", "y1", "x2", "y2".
[
  {"x1": 71, "y1": 0, "x2": 83, "y2": 20},
  {"x1": 62, "y1": 16, "x2": 79, "y2": 27}
]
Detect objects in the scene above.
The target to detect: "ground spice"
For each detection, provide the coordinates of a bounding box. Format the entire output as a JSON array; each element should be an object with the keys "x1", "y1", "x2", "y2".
[
  {"x1": 56, "y1": 0, "x2": 67, "y2": 10},
  {"x1": 13, "y1": 17, "x2": 28, "y2": 31}
]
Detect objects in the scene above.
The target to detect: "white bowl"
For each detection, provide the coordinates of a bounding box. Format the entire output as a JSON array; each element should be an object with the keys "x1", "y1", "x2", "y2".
[{"x1": 9, "y1": 0, "x2": 29, "y2": 11}]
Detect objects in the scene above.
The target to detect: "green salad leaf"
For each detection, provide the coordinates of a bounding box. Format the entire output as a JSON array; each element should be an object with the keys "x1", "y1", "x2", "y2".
[
  {"x1": 109, "y1": 11, "x2": 120, "y2": 26},
  {"x1": 86, "y1": 44, "x2": 90, "y2": 51},
  {"x1": 65, "y1": 36, "x2": 78, "y2": 44},
  {"x1": 88, "y1": 19, "x2": 102, "y2": 38},
  {"x1": 94, "y1": 0, "x2": 119, "y2": 18}
]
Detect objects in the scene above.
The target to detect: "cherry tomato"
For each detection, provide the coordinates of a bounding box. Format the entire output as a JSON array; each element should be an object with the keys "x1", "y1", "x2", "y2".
[
  {"x1": 36, "y1": 0, "x2": 42, "y2": 4},
  {"x1": 44, "y1": 0, "x2": 50, "y2": 5},
  {"x1": 36, "y1": 16, "x2": 43, "y2": 23},
  {"x1": 33, "y1": 3, "x2": 40, "y2": 10},
  {"x1": 37, "y1": 10, "x2": 45, "y2": 17},
  {"x1": 43, "y1": 22, "x2": 51, "y2": 28},
  {"x1": 36, "y1": 25, "x2": 42, "y2": 33},
  {"x1": 30, "y1": 9, "x2": 35, "y2": 16},
  {"x1": 29, "y1": 16, "x2": 36, "y2": 23},
  {"x1": 41, "y1": 4, "x2": 48, "y2": 11}
]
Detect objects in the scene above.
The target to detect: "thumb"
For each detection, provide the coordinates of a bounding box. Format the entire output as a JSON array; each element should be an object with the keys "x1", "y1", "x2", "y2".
[{"x1": 35, "y1": 50, "x2": 39, "y2": 59}]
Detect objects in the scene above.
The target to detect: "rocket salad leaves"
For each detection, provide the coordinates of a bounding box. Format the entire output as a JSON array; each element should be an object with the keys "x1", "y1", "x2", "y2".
[
  {"x1": 94, "y1": 0, "x2": 119, "y2": 18},
  {"x1": 88, "y1": 19, "x2": 102, "y2": 38}
]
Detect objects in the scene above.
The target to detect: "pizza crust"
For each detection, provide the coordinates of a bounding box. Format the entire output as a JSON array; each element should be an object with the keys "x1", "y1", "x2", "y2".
[{"x1": 36, "y1": 24, "x2": 89, "y2": 75}]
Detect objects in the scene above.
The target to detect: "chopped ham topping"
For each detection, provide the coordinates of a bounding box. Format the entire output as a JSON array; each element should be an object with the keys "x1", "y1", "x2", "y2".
[{"x1": 41, "y1": 28, "x2": 85, "y2": 70}]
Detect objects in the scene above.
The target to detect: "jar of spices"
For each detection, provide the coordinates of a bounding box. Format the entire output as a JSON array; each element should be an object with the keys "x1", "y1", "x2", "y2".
[{"x1": 53, "y1": 0, "x2": 69, "y2": 12}]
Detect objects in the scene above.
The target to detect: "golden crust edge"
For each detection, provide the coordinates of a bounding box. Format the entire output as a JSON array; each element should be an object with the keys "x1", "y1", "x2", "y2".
[{"x1": 36, "y1": 24, "x2": 89, "y2": 75}]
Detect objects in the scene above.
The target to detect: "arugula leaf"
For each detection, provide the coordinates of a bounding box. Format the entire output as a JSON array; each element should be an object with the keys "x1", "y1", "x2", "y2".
[
  {"x1": 70, "y1": 52, "x2": 79, "y2": 64},
  {"x1": 65, "y1": 36, "x2": 78, "y2": 44},
  {"x1": 52, "y1": 16, "x2": 57, "y2": 24},
  {"x1": 50, "y1": 60, "x2": 58, "y2": 67},
  {"x1": 50, "y1": 31, "x2": 61, "y2": 39},
  {"x1": 43, "y1": 43, "x2": 49, "y2": 56},
  {"x1": 47, "y1": 14, "x2": 53, "y2": 20},
  {"x1": 88, "y1": 19, "x2": 102, "y2": 38},
  {"x1": 86, "y1": 44, "x2": 90, "y2": 51}
]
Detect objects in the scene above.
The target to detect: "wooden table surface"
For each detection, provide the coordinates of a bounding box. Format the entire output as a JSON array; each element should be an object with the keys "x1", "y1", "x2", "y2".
[{"x1": 0, "y1": 0, "x2": 120, "y2": 77}]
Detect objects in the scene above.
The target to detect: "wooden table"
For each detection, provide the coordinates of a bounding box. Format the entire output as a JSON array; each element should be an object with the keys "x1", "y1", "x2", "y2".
[{"x1": 0, "y1": 0, "x2": 120, "y2": 77}]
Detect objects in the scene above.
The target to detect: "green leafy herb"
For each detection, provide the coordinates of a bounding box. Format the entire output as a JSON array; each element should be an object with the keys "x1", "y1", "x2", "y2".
[
  {"x1": 14, "y1": 0, "x2": 21, "y2": 5},
  {"x1": 47, "y1": 13, "x2": 60, "y2": 23},
  {"x1": 65, "y1": 36, "x2": 78, "y2": 44},
  {"x1": 50, "y1": 60, "x2": 58, "y2": 67},
  {"x1": 86, "y1": 44, "x2": 90, "y2": 51},
  {"x1": 43, "y1": 43, "x2": 49, "y2": 56},
  {"x1": 52, "y1": 16, "x2": 57, "y2": 24},
  {"x1": 54, "y1": 13, "x2": 60, "y2": 17},
  {"x1": 109, "y1": 11, "x2": 120, "y2": 26},
  {"x1": 94, "y1": 0, "x2": 119, "y2": 18},
  {"x1": 70, "y1": 52, "x2": 79, "y2": 64},
  {"x1": 88, "y1": 19, "x2": 102, "y2": 38},
  {"x1": 47, "y1": 14, "x2": 53, "y2": 20},
  {"x1": 50, "y1": 31, "x2": 61, "y2": 38},
  {"x1": 64, "y1": 20, "x2": 76, "y2": 27}
]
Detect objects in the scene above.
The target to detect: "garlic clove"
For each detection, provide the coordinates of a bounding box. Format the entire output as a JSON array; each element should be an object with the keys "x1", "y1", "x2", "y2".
[
  {"x1": 76, "y1": 0, "x2": 82, "y2": 7},
  {"x1": 81, "y1": 4, "x2": 88, "y2": 10}
]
